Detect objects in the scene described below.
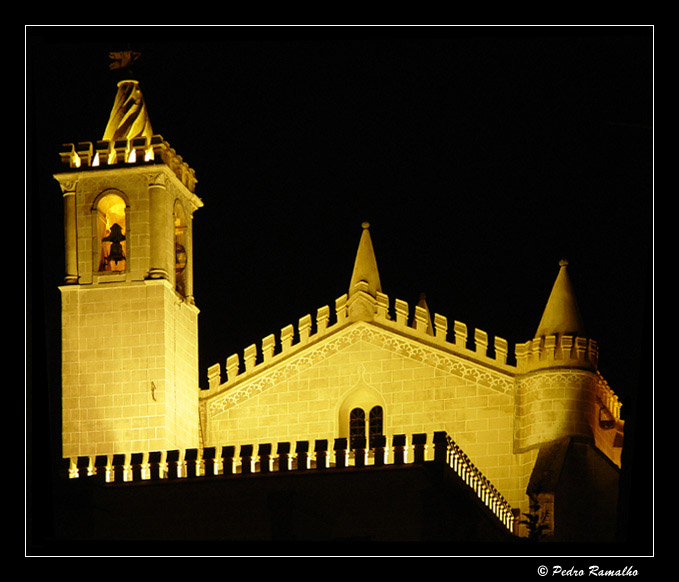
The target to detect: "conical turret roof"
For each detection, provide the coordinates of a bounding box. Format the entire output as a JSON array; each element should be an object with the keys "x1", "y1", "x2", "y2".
[
  {"x1": 535, "y1": 259, "x2": 585, "y2": 338},
  {"x1": 349, "y1": 222, "x2": 382, "y2": 297}
]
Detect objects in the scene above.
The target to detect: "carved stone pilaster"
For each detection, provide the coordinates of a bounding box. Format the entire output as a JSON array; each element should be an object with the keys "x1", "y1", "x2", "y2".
[
  {"x1": 57, "y1": 177, "x2": 79, "y2": 283},
  {"x1": 146, "y1": 170, "x2": 171, "y2": 280},
  {"x1": 145, "y1": 171, "x2": 168, "y2": 189}
]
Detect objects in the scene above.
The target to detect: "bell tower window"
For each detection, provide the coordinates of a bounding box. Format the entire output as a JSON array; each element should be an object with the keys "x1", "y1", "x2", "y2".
[
  {"x1": 96, "y1": 193, "x2": 127, "y2": 272},
  {"x1": 174, "y1": 201, "x2": 188, "y2": 296}
]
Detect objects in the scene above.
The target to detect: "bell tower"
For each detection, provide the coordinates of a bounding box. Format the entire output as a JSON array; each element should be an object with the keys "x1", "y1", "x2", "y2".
[{"x1": 55, "y1": 53, "x2": 203, "y2": 460}]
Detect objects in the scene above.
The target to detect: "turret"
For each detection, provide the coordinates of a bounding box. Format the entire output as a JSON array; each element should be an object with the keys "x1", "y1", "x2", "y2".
[
  {"x1": 514, "y1": 260, "x2": 624, "y2": 541},
  {"x1": 514, "y1": 260, "x2": 613, "y2": 451}
]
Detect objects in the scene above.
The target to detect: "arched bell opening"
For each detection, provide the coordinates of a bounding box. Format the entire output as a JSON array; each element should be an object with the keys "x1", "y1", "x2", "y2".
[
  {"x1": 174, "y1": 200, "x2": 189, "y2": 297},
  {"x1": 94, "y1": 191, "x2": 128, "y2": 272}
]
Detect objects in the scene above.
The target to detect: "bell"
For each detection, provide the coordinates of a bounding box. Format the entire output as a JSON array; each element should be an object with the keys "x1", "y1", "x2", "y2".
[{"x1": 103, "y1": 222, "x2": 126, "y2": 265}]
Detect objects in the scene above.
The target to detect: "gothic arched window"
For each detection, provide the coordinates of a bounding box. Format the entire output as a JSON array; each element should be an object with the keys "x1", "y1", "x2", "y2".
[
  {"x1": 96, "y1": 192, "x2": 127, "y2": 272},
  {"x1": 369, "y1": 406, "x2": 384, "y2": 448},
  {"x1": 348, "y1": 406, "x2": 385, "y2": 450},
  {"x1": 349, "y1": 407, "x2": 366, "y2": 449}
]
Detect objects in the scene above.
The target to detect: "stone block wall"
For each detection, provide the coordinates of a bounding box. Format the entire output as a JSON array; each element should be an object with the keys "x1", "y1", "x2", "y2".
[
  {"x1": 60, "y1": 279, "x2": 199, "y2": 458},
  {"x1": 202, "y1": 322, "x2": 536, "y2": 510}
]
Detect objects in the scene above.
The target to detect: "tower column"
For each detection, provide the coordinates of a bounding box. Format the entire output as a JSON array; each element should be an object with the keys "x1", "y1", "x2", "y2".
[
  {"x1": 185, "y1": 214, "x2": 195, "y2": 303},
  {"x1": 60, "y1": 179, "x2": 78, "y2": 284},
  {"x1": 147, "y1": 172, "x2": 172, "y2": 280}
]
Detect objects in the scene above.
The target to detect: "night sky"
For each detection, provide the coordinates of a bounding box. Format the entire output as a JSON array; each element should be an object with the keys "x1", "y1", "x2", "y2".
[{"x1": 27, "y1": 26, "x2": 653, "y2": 554}]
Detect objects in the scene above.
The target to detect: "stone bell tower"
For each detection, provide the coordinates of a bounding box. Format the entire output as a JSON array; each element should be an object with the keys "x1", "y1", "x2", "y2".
[{"x1": 55, "y1": 54, "x2": 203, "y2": 460}]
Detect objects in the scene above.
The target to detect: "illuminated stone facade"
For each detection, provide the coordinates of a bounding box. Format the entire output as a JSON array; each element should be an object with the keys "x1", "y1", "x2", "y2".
[
  {"x1": 201, "y1": 307, "x2": 535, "y2": 507},
  {"x1": 56, "y1": 133, "x2": 202, "y2": 458},
  {"x1": 198, "y1": 230, "x2": 623, "y2": 518},
  {"x1": 56, "y1": 75, "x2": 624, "y2": 540}
]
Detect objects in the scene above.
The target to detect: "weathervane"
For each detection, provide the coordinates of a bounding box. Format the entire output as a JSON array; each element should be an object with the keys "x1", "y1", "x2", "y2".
[
  {"x1": 102, "y1": 48, "x2": 153, "y2": 140},
  {"x1": 108, "y1": 49, "x2": 142, "y2": 78}
]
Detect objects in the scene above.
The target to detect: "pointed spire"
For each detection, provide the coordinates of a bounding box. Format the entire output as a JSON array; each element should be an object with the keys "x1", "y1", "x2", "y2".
[
  {"x1": 102, "y1": 79, "x2": 153, "y2": 141},
  {"x1": 412, "y1": 293, "x2": 434, "y2": 335},
  {"x1": 535, "y1": 259, "x2": 585, "y2": 338},
  {"x1": 349, "y1": 222, "x2": 382, "y2": 297}
]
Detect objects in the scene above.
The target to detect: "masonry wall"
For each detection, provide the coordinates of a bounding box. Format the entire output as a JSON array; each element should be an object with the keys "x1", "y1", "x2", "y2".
[
  {"x1": 160, "y1": 282, "x2": 201, "y2": 451},
  {"x1": 54, "y1": 460, "x2": 518, "y2": 544},
  {"x1": 58, "y1": 157, "x2": 201, "y2": 459},
  {"x1": 61, "y1": 279, "x2": 199, "y2": 458},
  {"x1": 514, "y1": 367, "x2": 623, "y2": 470},
  {"x1": 202, "y1": 322, "x2": 537, "y2": 511},
  {"x1": 515, "y1": 369, "x2": 598, "y2": 451}
]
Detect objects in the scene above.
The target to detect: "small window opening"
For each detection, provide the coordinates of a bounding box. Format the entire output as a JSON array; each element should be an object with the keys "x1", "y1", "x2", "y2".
[
  {"x1": 97, "y1": 193, "x2": 127, "y2": 272},
  {"x1": 369, "y1": 406, "x2": 384, "y2": 448},
  {"x1": 349, "y1": 408, "x2": 366, "y2": 449},
  {"x1": 349, "y1": 406, "x2": 384, "y2": 449}
]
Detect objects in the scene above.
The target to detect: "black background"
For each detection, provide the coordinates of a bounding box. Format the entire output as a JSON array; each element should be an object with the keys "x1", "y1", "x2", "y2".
[{"x1": 27, "y1": 25, "x2": 653, "y2": 558}]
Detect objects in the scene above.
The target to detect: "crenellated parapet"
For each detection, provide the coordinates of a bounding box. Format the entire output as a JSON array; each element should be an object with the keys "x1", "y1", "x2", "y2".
[
  {"x1": 63, "y1": 431, "x2": 518, "y2": 534},
  {"x1": 204, "y1": 288, "x2": 515, "y2": 393},
  {"x1": 348, "y1": 285, "x2": 512, "y2": 370},
  {"x1": 515, "y1": 333, "x2": 599, "y2": 373},
  {"x1": 58, "y1": 134, "x2": 198, "y2": 194},
  {"x1": 595, "y1": 371, "x2": 622, "y2": 422}
]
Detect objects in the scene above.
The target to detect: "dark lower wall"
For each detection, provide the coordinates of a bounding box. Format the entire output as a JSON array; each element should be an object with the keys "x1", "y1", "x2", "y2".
[
  {"x1": 46, "y1": 462, "x2": 517, "y2": 553},
  {"x1": 553, "y1": 441, "x2": 621, "y2": 543}
]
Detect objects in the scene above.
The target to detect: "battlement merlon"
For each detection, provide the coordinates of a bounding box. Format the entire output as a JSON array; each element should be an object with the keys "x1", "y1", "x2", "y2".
[
  {"x1": 514, "y1": 332, "x2": 621, "y2": 427},
  {"x1": 57, "y1": 135, "x2": 201, "y2": 203},
  {"x1": 202, "y1": 290, "x2": 517, "y2": 394},
  {"x1": 515, "y1": 333, "x2": 600, "y2": 374}
]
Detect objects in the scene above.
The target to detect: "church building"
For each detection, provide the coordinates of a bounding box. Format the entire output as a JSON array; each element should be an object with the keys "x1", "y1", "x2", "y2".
[{"x1": 53, "y1": 60, "x2": 625, "y2": 544}]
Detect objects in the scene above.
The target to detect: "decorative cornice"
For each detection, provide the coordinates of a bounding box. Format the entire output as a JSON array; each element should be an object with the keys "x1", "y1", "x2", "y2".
[{"x1": 57, "y1": 134, "x2": 199, "y2": 196}]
